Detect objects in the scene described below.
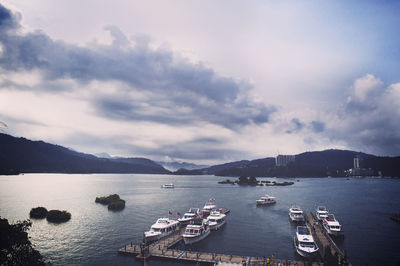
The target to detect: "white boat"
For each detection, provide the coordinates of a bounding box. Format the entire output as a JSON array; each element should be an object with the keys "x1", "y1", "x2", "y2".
[
  {"x1": 201, "y1": 198, "x2": 216, "y2": 216},
  {"x1": 289, "y1": 206, "x2": 305, "y2": 222},
  {"x1": 206, "y1": 210, "x2": 226, "y2": 230},
  {"x1": 182, "y1": 221, "x2": 210, "y2": 244},
  {"x1": 293, "y1": 226, "x2": 319, "y2": 258},
  {"x1": 322, "y1": 214, "x2": 342, "y2": 236},
  {"x1": 161, "y1": 184, "x2": 174, "y2": 188},
  {"x1": 315, "y1": 206, "x2": 328, "y2": 221},
  {"x1": 144, "y1": 218, "x2": 179, "y2": 242},
  {"x1": 178, "y1": 208, "x2": 201, "y2": 225},
  {"x1": 256, "y1": 195, "x2": 276, "y2": 205}
]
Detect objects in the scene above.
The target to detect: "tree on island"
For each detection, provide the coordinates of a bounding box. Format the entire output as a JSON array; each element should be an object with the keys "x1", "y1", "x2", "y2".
[
  {"x1": 237, "y1": 176, "x2": 259, "y2": 186},
  {"x1": 95, "y1": 194, "x2": 126, "y2": 211},
  {"x1": 0, "y1": 216, "x2": 45, "y2": 265},
  {"x1": 29, "y1": 207, "x2": 48, "y2": 219},
  {"x1": 46, "y1": 210, "x2": 71, "y2": 223}
]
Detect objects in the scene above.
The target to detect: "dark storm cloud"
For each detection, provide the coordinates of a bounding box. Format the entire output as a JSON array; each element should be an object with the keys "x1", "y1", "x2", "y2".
[
  {"x1": 310, "y1": 121, "x2": 325, "y2": 133},
  {"x1": 64, "y1": 132, "x2": 242, "y2": 161},
  {"x1": 324, "y1": 77, "x2": 400, "y2": 156},
  {"x1": 0, "y1": 4, "x2": 275, "y2": 129},
  {"x1": 285, "y1": 118, "x2": 304, "y2": 134}
]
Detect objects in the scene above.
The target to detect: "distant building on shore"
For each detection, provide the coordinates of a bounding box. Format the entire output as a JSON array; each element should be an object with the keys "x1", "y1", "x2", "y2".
[
  {"x1": 275, "y1": 155, "x2": 295, "y2": 166},
  {"x1": 347, "y1": 155, "x2": 374, "y2": 176},
  {"x1": 353, "y1": 156, "x2": 360, "y2": 169}
]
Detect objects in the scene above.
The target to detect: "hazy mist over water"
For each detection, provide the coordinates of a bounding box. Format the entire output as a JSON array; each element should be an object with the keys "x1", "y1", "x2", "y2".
[{"x1": 0, "y1": 174, "x2": 399, "y2": 266}]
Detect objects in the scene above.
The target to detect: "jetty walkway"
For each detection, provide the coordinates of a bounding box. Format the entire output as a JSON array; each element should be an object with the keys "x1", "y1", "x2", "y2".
[
  {"x1": 304, "y1": 212, "x2": 347, "y2": 263},
  {"x1": 119, "y1": 212, "x2": 349, "y2": 265}
]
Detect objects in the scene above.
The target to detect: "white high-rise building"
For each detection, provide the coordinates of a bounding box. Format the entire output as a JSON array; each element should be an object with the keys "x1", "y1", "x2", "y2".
[
  {"x1": 275, "y1": 155, "x2": 295, "y2": 166},
  {"x1": 353, "y1": 156, "x2": 360, "y2": 169}
]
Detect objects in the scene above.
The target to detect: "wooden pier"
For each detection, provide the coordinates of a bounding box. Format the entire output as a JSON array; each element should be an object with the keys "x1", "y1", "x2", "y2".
[
  {"x1": 304, "y1": 212, "x2": 348, "y2": 264},
  {"x1": 118, "y1": 210, "x2": 349, "y2": 265},
  {"x1": 119, "y1": 231, "x2": 322, "y2": 265}
]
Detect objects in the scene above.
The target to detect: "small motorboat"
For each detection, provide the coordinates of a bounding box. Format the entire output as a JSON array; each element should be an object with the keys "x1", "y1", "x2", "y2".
[
  {"x1": 206, "y1": 210, "x2": 226, "y2": 230},
  {"x1": 144, "y1": 218, "x2": 179, "y2": 242},
  {"x1": 182, "y1": 220, "x2": 210, "y2": 244},
  {"x1": 256, "y1": 195, "x2": 276, "y2": 205},
  {"x1": 289, "y1": 206, "x2": 305, "y2": 222},
  {"x1": 178, "y1": 208, "x2": 201, "y2": 225},
  {"x1": 322, "y1": 214, "x2": 343, "y2": 236},
  {"x1": 294, "y1": 226, "x2": 319, "y2": 258},
  {"x1": 161, "y1": 184, "x2": 174, "y2": 188}
]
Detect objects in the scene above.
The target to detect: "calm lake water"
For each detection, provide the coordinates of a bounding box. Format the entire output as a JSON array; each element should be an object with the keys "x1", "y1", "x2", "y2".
[{"x1": 0, "y1": 174, "x2": 399, "y2": 266}]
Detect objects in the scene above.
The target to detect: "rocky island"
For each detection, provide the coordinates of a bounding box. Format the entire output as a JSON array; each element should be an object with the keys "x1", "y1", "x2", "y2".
[
  {"x1": 46, "y1": 210, "x2": 71, "y2": 223},
  {"x1": 218, "y1": 176, "x2": 294, "y2": 186},
  {"x1": 95, "y1": 194, "x2": 126, "y2": 211},
  {"x1": 29, "y1": 207, "x2": 48, "y2": 219}
]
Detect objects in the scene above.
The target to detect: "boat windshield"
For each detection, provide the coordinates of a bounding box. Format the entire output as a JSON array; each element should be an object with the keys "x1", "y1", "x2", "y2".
[
  {"x1": 299, "y1": 241, "x2": 315, "y2": 248},
  {"x1": 185, "y1": 229, "x2": 199, "y2": 234},
  {"x1": 330, "y1": 225, "x2": 341, "y2": 230},
  {"x1": 152, "y1": 228, "x2": 161, "y2": 232},
  {"x1": 318, "y1": 206, "x2": 327, "y2": 211},
  {"x1": 297, "y1": 227, "x2": 310, "y2": 235}
]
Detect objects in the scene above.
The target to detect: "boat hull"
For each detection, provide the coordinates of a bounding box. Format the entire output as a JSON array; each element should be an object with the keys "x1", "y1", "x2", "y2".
[
  {"x1": 289, "y1": 214, "x2": 305, "y2": 222},
  {"x1": 323, "y1": 223, "x2": 343, "y2": 236},
  {"x1": 293, "y1": 237, "x2": 319, "y2": 258},
  {"x1": 209, "y1": 219, "x2": 226, "y2": 230},
  {"x1": 183, "y1": 229, "x2": 210, "y2": 244}
]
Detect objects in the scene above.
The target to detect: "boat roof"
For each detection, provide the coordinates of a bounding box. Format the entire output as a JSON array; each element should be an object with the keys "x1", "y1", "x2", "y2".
[
  {"x1": 208, "y1": 211, "x2": 226, "y2": 218},
  {"x1": 296, "y1": 226, "x2": 314, "y2": 242},
  {"x1": 186, "y1": 225, "x2": 202, "y2": 229},
  {"x1": 290, "y1": 207, "x2": 303, "y2": 212},
  {"x1": 151, "y1": 218, "x2": 178, "y2": 228},
  {"x1": 317, "y1": 206, "x2": 327, "y2": 211},
  {"x1": 324, "y1": 214, "x2": 341, "y2": 225}
]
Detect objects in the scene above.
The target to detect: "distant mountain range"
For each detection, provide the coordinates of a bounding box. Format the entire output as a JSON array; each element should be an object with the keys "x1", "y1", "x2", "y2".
[
  {"x1": 1, "y1": 133, "x2": 399, "y2": 177},
  {"x1": 0, "y1": 133, "x2": 170, "y2": 174},
  {"x1": 174, "y1": 150, "x2": 400, "y2": 177},
  {"x1": 157, "y1": 161, "x2": 208, "y2": 171}
]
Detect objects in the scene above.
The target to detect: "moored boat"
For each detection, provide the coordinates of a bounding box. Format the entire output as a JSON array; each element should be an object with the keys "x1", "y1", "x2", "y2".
[
  {"x1": 182, "y1": 221, "x2": 210, "y2": 244},
  {"x1": 144, "y1": 217, "x2": 179, "y2": 242},
  {"x1": 294, "y1": 226, "x2": 319, "y2": 258},
  {"x1": 161, "y1": 184, "x2": 174, "y2": 188},
  {"x1": 201, "y1": 198, "x2": 216, "y2": 217},
  {"x1": 178, "y1": 208, "x2": 201, "y2": 225},
  {"x1": 322, "y1": 214, "x2": 342, "y2": 236},
  {"x1": 289, "y1": 206, "x2": 305, "y2": 222},
  {"x1": 316, "y1": 206, "x2": 328, "y2": 221},
  {"x1": 256, "y1": 195, "x2": 276, "y2": 205},
  {"x1": 206, "y1": 210, "x2": 226, "y2": 230}
]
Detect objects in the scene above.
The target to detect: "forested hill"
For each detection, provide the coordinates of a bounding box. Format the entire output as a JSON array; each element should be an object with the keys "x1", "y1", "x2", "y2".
[
  {"x1": 174, "y1": 149, "x2": 400, "y2": 177},
  {"x1": 0, "y1": 133, "x2": 170, "y2": 174}
]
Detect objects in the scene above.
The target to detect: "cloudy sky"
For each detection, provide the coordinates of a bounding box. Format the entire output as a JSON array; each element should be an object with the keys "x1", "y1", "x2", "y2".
[{"x1": 1, "y1": 1, "x2": 399, "y2": 164}]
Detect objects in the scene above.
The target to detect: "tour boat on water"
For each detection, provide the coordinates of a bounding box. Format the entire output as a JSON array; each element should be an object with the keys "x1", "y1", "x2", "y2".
[
  {"x1": 294, "y1": 226, "x2": 319, "y2": 258},
  {"x1": 206, "y1": 210, "x2": 226, "y2": 230},
  {"x1": 316, "y1": 206, "x2": 329, "y2": 221},
  {"x1": 182, "y1": 221, "x2": 210, "y2": 244},
  {"x1": 161, "y1": 184, "x2": 174, "y2": 188},
  {"x1": 289, "y1": 206, "x2": 305, "y2": 222},
  {"x1": 322, "y1": 214, "x2": 343, "y2": 236},
  {"x1": 178, "y1": 208, "x2": 201, "y2": 225},
  {"x1": 201, "y1": 198, "x2": 217, "y2": 216},
  {"x1": 144, "y1": 218, "x2": 179, "y2": 242},
  {"x1": 256, "y1": 195, "x2": 276, "y2": 205}
]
